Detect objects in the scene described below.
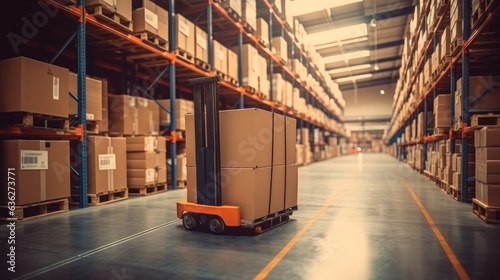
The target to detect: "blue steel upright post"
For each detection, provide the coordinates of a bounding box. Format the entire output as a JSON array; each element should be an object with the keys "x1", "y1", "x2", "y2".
[
  {"x1": 450, "y1": 65, "x2": 456, "y2": 154},
  {"x1": 207, "y1": 2, "x2": 214, "y2": 71},
  {"x1": 461, "y1": 0, "x2": 470, "y2": 203},
  {"x1": 238, "y1": 31, "x2": 244, "y2": 108},
  {"x1": 268, "y1": 9, "x2": 274, "y2": 102},
  {"x1": 169, "y1": 0, "x2": 177, "y2": 189},
  {"x1": 78, "y1": 0, "x2": 88, "y2": 208}
]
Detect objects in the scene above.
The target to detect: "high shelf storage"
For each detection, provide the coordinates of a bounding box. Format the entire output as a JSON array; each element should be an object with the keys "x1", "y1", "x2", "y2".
[
  {"x1": 385, "y1": 0, "x2": 500, "y2": 205},
  {"x1": 0, "y1": 0, "x2": 347, "y2": 209}
]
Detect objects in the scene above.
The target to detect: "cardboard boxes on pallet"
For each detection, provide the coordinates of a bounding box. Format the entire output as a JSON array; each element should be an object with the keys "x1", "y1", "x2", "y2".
[
  {"x1": 455, "y1": 76, "x2": 500, "y2": 119},
  {"x1": 0, "y1": 140, "x2": 70, "y2": 205},
  {"x1": 231, "y1": 44, "x2": 259, "y2": 90},
  {"x1": 220, "y1": 0, "x2": 242, "y2": 16},
  {"x1": 69, "y1": 72, "x2": 103, "y2": 121},
  {"x1": 256, "y1": 18, "x2": 269, "y2": 46},
  {"x1": 132, "y1": 0, "x2": 168, "y2": 42},
  {"x1": 71, "y1": 136, "x2": 127, "y2": 195},
  {"x1": 0, "y1": 56, "x2": 69, "y2": 119},
  {"x1": 175, "y1": 13, "x2": 195, "y2": 56},
  {"x1": 157, "y1": 98, "x2": 194, "y2": 131},
  {"x1": 195, "y1": 26, "x2": 209, "y2": 64},
  {"x1": 241, "y1": 0, "x2": 257, "y2": 31},
  {"x1": 185, "y1": 108, "x2": 297, "y2": 221},
  {"x1": 108, "y1": 94, "x2": 158, "y2": 135},
  {"x1": 434, "y1": 94, "x2": 451, "y2": 128},
  {"x1": 213, "y1": 40, "x2": 228, "y2": 74},
  {"x1": 272, "y1": 36, "x2": 288, "y2": 63},
  {"x1": 126, "y1": 136, "x2": 167, "y2": 187},
  {"x1": 86, "y1": 0, "x2": 132, "y2": 21},
  {"x1": 475, "y1": 128, "x2": 500, "y2": 206},
  {"x1": 227, "y1": 49, "x2": 238, "y2": 80}
]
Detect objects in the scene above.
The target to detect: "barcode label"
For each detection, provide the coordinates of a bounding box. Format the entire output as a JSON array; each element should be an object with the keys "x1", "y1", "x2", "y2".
[
  {"x1": 98, "y1": 154, "x2": 116, "y2": 170},
  {"x1": 53, "y1": 77, "x2": 60, "y2": 100},
  {"x1": 20, "y1": 150, "x2": 48, "y2": 170},
  {"x1": 145, "y1": 9, "x2": 158, "y2": 29}
]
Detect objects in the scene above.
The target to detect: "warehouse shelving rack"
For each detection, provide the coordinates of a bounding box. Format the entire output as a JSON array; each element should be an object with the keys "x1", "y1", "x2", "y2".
[
  {"x1": 0, "y1": 0, "x2": 347, "y2": 208},
  {"x1": 386, "y1": 0, "x2": 500, "y2": 202}
]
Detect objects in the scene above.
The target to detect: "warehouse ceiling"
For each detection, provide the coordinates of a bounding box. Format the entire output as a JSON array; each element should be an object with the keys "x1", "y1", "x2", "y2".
[{"x1": 288, "y1": 0, "x2": 415, "y2": 92}]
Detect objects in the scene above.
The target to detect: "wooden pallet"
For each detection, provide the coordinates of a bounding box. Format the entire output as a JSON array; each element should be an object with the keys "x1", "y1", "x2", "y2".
[
  {"x1": 71, "y1": 188, "x2": 128, "y2": 206},
  {"x1": 215, "y1": 70, "x2": 227, "y2": 81},
  {"x1": 243, "y1": 85, "x2": 257, "y2": 94},
  {"x1": 86, "y1": 4, "x2": 132, "y2": 32},
  {"x1": 242, "y1": 20, "x2": 255, "y2": 34},
  {"x1": 224, "y1": 75, "x2": 238, "y2": 86},
  {"x1": 0, "y1": 198, "x2": 69, "y2": 221},
  {"x1": 450, "y1": 37, "x2": 463, "y2": 57},
  {"x1": 257, "y1": 38, "x2": 268, "y2": 48},
  {"x1": 194, "y1": 58, "x2": 211, "y2": 71},
  {"x1": 223, "y1": 6, "x2": 241, "y2": 22},
  {"x1": 0, "y1": 112, "x2": 69, "y2": 131},
  {"x1": 449, "y1": 184, "x2": 460, "y2": 200},
  {"x1": 134, "y1": 32, "x2": 167, "y2": 50},
  {"x1": 128, "y1": 183, "x2": 167, "y2": 196},
  {"x1": 471, "y1": 114, "x2": 500, "y2": 128},
  {"x1": 175, "y1": 49, "x2": 194, "y2": 64},
  {"x1": 472, "y1": 198, "x2": 500, "y2": 223},
  {"x1": 434, "y1": 127, "x2": 450, "y2": 136},
  {"x1": 169, "y1": 180, "x2": 187, "y2": 189}
]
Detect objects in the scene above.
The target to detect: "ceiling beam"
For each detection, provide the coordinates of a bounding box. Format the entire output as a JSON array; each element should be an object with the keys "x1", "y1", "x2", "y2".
[
  {"x1": 332, "y1": 66, "x2": 401, "y2": 79},
  {"x1": 326, "y1": 55, "x2": 402, "y2": 71},
  {"x1": 318, "y1": 39, "x2": 404, "y2": 56},
  {"x1": 339, "y1": 76, "x2": 398, "y2": 91}
]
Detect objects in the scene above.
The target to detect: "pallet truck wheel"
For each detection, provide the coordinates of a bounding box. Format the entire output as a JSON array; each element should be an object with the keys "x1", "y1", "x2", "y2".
[
  {"x1": 182, "y1": 213, "x2": 198, "y2": 230},
  {"x1": 209, "y1": 216, "x2": 225, "y2": 234},
  {"x1": 254, "y1": 226, "x2": 263, "y2": 234}
]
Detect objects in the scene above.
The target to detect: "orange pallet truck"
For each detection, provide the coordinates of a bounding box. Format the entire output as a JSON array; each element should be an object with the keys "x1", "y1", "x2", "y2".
[{"x1": 176, "y1": 76, "x2": 295, "y2": 234}]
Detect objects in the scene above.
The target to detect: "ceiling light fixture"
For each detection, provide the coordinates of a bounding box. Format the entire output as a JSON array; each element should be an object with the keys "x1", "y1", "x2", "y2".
[
  {"x1": 287, "y1": 0, "x2": 363, "y2": 17},
  {"x1": 370, "y1": 17, "x2": 377, "y2": 27},
  {"x1": 328, "y1": 64, "x2": 372, "y2": 74},
  {"x1": 323, "y1": 50, "x2": 371, "y2": 64},
  {"x1": 380, "y1": 89, "x2": 385, "y2": 95},
  {"x1": 336, "y1": 73, "x2": 373, "y2": 83},
  {"x1": 306, "y1": 23, "x2": 368, "y2": 46}
]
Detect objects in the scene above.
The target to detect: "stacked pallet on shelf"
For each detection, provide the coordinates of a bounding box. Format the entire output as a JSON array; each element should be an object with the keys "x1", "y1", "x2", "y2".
[
  {"x1": 302, "y1": 128, "x2": 312, "y2": 165},
  {"x1": 473, "y1": 127, "x2": 500, "y2": 223},
  {"x1": 126, "y1": 136, "x2": 167, "y2": 195},
  {"x1": 434, "y1": 94, "x2": 451, "y2": 135},
  {"x1": 132, "y1": 0, "x2": 168, "y2": 50},
  {"x1": 450, "y1": 0, "x2": 463, "y2": 56},
  {"x1": 241, "y1": 0, "x2": 257, "y2": 33},
  {"x1": 194, "y1": 26, "x2": 210, "y2": 70},
  {"x1": 175, "y1": 13, "x2": 196, "y2": 62},
  {"x1": 68, "y1": 73, "x2": 103, "y2": 134},
  {"x1": 0, "y1": 57, "x2": 72, "y2": 220},
  {"x1": 85, "y1": 0, "x2": 133, "y2": 32}
]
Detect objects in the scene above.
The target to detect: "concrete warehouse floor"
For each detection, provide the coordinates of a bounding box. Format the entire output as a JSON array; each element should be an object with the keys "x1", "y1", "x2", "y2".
[{"x1": 1, "y1": 154, "x2": 499, "y2": 280}]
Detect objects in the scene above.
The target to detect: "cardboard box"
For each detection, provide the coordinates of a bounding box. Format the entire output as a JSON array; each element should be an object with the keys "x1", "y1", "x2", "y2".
[
  {"x1": 175, "y1": 14, "x2": 195, "y2": 55},
  {"x1": 108, "y1": 94, "x2": 152, "y2": 135},
  {"x1": 186, "y1": 109, "x2": 296, "y2": 168},
  {"x1": 477, "y1": 127, "x2": 500, "y2": 147},
  {"x1": 0, "y1": 57, "x2": 69, "y2": 118},
  {"x1": 220, "y1": 0, "x2": 242, "y2": 15},
  {"x1": 1, "y1": 140, "x2": 70, "y2": 205},
  {"x1": 231, "y1": 44, "x2": 259, "y2": 89},
  {"x1": 214, "y1": 40, "x2": 228, "y2": 74},
  {"x1": 176, "y1": 154, "x2": 187, "y2": 181},
  {"x1": 126, "y1": 136, "x2": 165, "y2": 152},
  {"x1": 476, "y1": 181, "x2": 500, "y2": 206},
  {"x1": 157, "y1": 99, "x2": 194, "y2": 130},
  {"x1": 476, "y1": 160, "x2": 500, "y2": 184},
  {"x1": 75, "y1": 136, "x2": 127, "y2": 194},
  {"x1": 227, "y1": 49, "x2": 238, "y2": 80},
  {"x1": 132, "y1": 0, "x2": 168, "y2": 42},
  {"x1": 195, "y1": 26, "x2": 209, "y2": 63},
  {"x1": 69, "y1": 72, "x2": 102, "y2": 121},
  {"x1": 241, "y1": 0, "x2": 257, "y2": 31},
  {"x1": 272, "y1": 37, "x2": 288, "y2": 63},
  {"x1": 86, "y1": 0, "x2": 132, "y2": 21},
  {"x1": 476, "y1": 147, "x2": 500, "y2": 163},
  {"x1": 127, "y1": 151, "x2": 166, "y2": 169},
  {"x1": 100, "y1": 79, "x2": 109, "y2": 132},
  {"x1": 296, "y1": 144, "x2": 304, "y2": 165},
  {"x1": 186, "y1": 164, "x2": 297, "y2": 220},
  {"x1": 127, "y1": 168, "x2": 167, "y2": 186},
  {"x1": 440, "y1": 26, "x2": 450, "y2": 58},
  {"x1": 256, "y1": 18, "x2": 269, "y2": 45},
  {"x1": 148, "y1": 99, "x2": 160, "y2": 135},
  {"x1": 453, "y1": 172, "x2": 461, "y2": 188}
]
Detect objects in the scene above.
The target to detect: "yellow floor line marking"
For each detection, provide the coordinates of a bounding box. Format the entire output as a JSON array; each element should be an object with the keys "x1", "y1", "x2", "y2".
[
  {"x1": 402, "y1": 178, "x2": 470, "y2": 280},
  {"x1": 253, "y1": 189, "x2": 345, "y2": 280}
]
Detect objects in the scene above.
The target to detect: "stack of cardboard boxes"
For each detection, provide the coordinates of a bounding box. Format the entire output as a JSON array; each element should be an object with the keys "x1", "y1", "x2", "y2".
[
  {"x1": 185, "y1": 108, "x2": 298, "y2": 221},
  {"x1": 108, "y1": 94, "x2": 159, "y2": 136},
  {"x1": 450, "y1": 0, "x2": 463, "y2": 51},
  {"x1": 241, "y1": 0, "x2": 257, "y2": 31},
  {"x1": 126, "y1": 136, "x2": 167, "y2": 193},
  {"x1": 175, "y1": 13, "x2": 196, "y2": 56},
  {"x1": 302, "y1": 128, "x2": 312, "y2": 165},
  {"x1": 132, "y1": 0, "x2": 168, "y2": 43},
  {"x1": 158, "y1": 98, "x2": 194, "y2": 183},
  {"x1": 86, "y1": 0, "x2": 132, "y2": 23},
  {"x1": 455, "y1": 76, "x2": 500, "y2": 121},
  {"x1": 474, "y1": 128, "x2": 500, "y2": 207},
  {"x1": 434, "y1": 94, "x2": 451, "y2": 133}
]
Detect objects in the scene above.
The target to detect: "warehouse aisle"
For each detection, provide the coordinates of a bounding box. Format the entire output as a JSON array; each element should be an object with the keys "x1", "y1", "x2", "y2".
[{"x1": 2, "y1": 154, "x2": 500, "y2": 280}]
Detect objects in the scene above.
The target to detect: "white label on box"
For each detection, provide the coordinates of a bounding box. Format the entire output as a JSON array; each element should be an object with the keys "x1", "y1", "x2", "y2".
[
  {"x1": 98, "y1": 154, "x2": 116, "y2": 170},
  {"x1": 145, "y1": 9, "x2": 158, "y2": 30},
  {"x1": 146, "y1": 168, "x2": 156, "y2": 182},
  {"x1": 53, "y1": 77, "x2": 60, "y2": 100},
  {"x1": 144, "y1": 137, "x2": 156, "y2": 151},
  {"x1": 179, "y1": 21, "x2": 190, "y2": 37},
  {"x1": 20, "y1": 150, "x2": 48, "y2": 170},
  {"x1": 197, "y1": 36, "x2": 207, "y2": 50},
  {"x1": 86, "y1": 113, "x2": 95, "y2": 120}
]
